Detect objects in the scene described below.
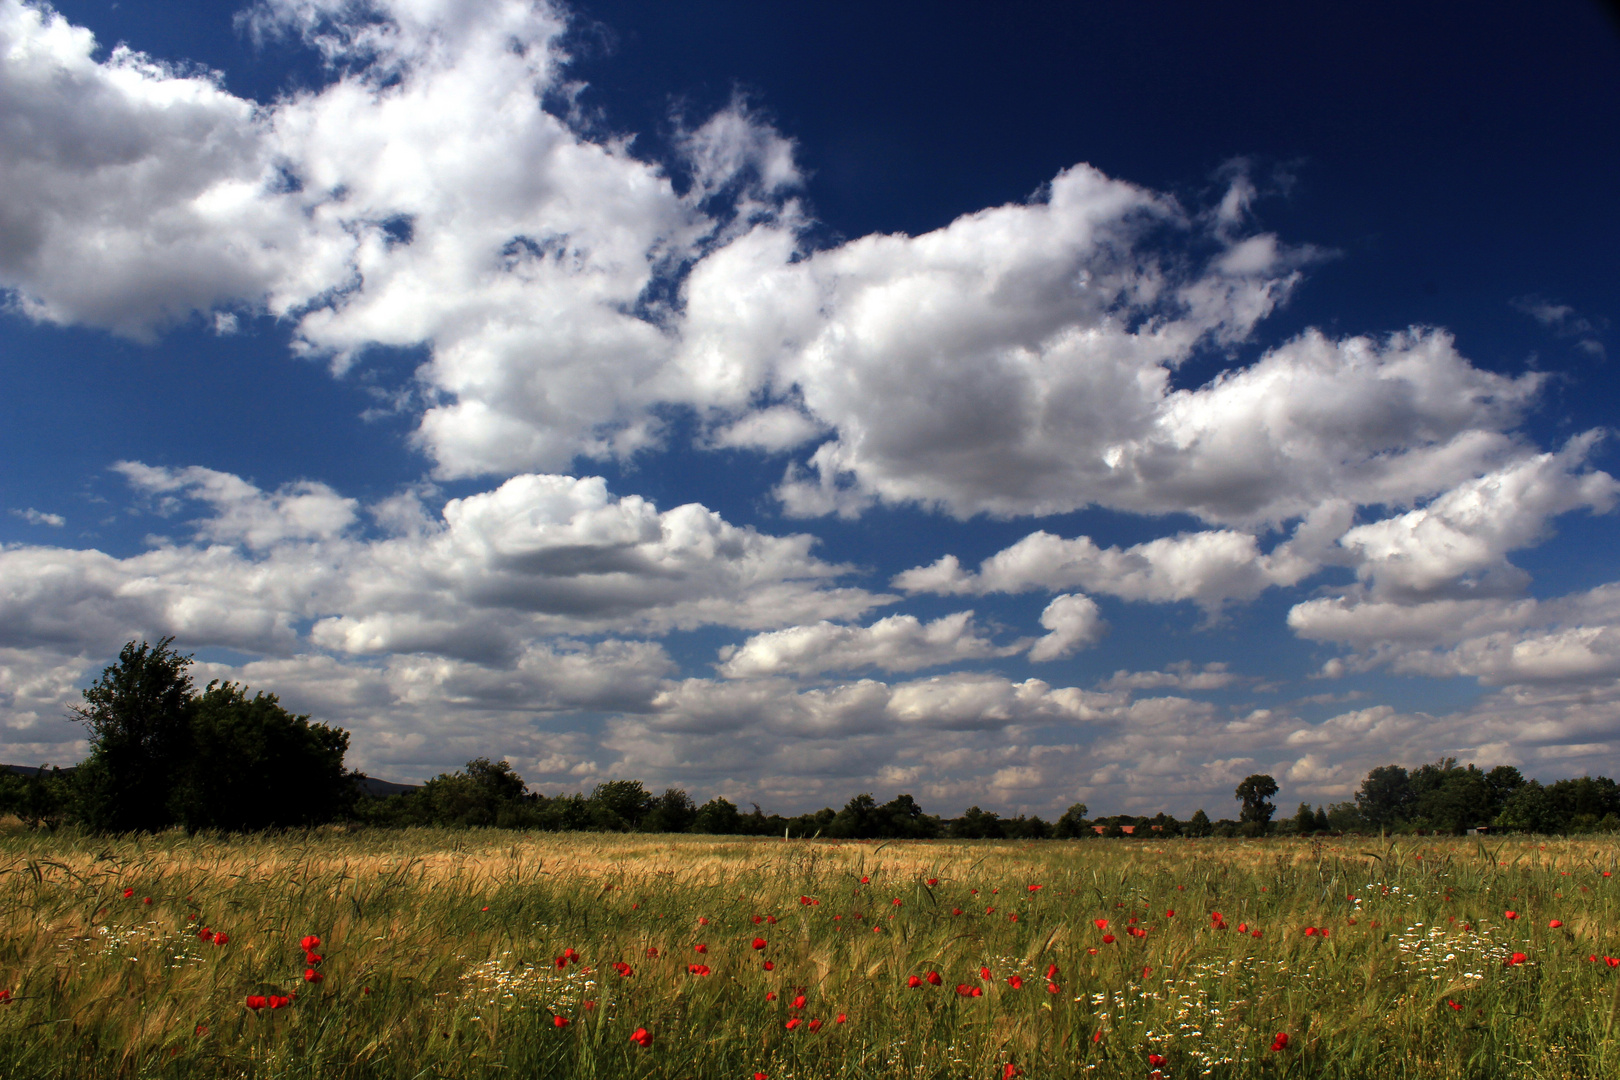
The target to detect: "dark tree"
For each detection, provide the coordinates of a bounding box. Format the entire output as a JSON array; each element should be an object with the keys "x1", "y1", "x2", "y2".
[
  {"x1": 1485, "y1": 765, "x2": 1526, "y2": 814},
  {"x1": 691, "y1": 796, "x2": 742, "y2": 834},
  {"x1": 414, "y1": 758, "x2": 530, "y2": 827},
  {"x1": 1052, "y1": 802, "x2": 1090, "y2": 838},
  {"x1": 589, "y1": 779, "x2": 655, "y2": 830},
  {"x1": 1355, "y1": 765, "x2": 1414, "y2": 827},
  {"x1": 1185, "y1": 809, "x2": 1212, "y2": 837},
  {"x1": 950, "y1": 806, "x2": 1005, "y2": 840},
  {"x1": 1312, "y1": 806, "x2": 1330, "y2": 832},
  {"x1": 173, "y1": 681, "x2": 353, "y2": 831},
  {"x1": 71, "y1": 638, "x2": 196, "y2": 832},
  {"x1": 642, "y1": 788, "x2": 698, "y2": 833},
  {"x1": 1234, "y1": 774, "x2": 1279, "y2": 832},
  {"x1": 1292, "y1": 801, "x2": 1316, "y2": 834},
  {"x1": 1497, "y1": 781, "x2": 1559, "y2": 833},
  {"x1": 876, "y1": 794, "x2": 942, "y2": 838},
  {"x1": 828, "y1": 793, "x2": 881, "y2": 838},
  {"x1": 1413, "y1": 765, "x2": 1493, "y2": 834}
]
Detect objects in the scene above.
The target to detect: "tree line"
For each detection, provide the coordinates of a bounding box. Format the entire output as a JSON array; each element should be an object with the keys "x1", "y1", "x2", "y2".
[{"x1": 4, "y1": 640, "x2": 1619, "y2": 837}]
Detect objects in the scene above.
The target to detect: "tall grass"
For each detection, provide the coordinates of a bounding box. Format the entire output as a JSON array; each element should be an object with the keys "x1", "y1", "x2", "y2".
[{"x1": 2, "y1": 828, "x2": 1618, "y2": 1078}]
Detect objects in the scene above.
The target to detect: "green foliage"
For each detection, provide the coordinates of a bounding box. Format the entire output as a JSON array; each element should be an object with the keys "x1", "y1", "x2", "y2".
[
  {"x1": 1234, "y1": 773, "x2": 1278, "y2": 829},
  {"x1": 70, "y1": 638, "x2": 196, "y2": 831},
  {"x1": 1185, "y1": 808, "x2": 1212, "y2": 837},
  {"x1": 1355, "y1": 765, "x2": 1414, "y2": 827},
  {"x1": 0, "y1": 767, "x2": 75, "y2": 828},
  {"x1": 1292, "y1": 801, "x2": 1316, "y2": 834},
  {"x1": 1051, "y1": 802, "x2": 1089, "y2": 838}
]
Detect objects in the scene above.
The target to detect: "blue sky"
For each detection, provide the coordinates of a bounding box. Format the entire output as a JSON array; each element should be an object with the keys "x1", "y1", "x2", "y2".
[{"x1": 1, "y1": 0, "x2": 1617, "y2": 816}]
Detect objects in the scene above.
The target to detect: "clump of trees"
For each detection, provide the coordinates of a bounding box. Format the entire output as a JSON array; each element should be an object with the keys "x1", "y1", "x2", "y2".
[{"x1": 0, "y1": 639, "x2": 355, "y2": 831}]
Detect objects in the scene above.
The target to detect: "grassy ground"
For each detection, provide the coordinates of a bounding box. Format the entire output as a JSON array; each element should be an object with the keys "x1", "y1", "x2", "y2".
[{"x1": 1, "y1": 828, "x2": 1618, "y2": 1079}]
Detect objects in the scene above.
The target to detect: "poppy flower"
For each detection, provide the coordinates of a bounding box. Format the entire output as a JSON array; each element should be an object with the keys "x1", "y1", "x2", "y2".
[
  {"x1": 629, "y1": 1027, "x2": 652, "y2": 1048},
  {"x1": 1028, "y1": 884, "x2": 1042, "y2": 892},
  {"x1": 245, "y1": 995, "x2": 267, "y2": 1011},
  {"x1": 198, "y1": 928, "x2": 215, "y2": 943},
  {"x1": 808, "y1": 1017, "x2": 824, "y2": 1033},
  {"x1": 785, "y1": 1018, "x2": 802, "y2": 1031},
  {"x1": 753, "y1": 915, "x2": 764, "y2": 924},
  {"x1": 1608, "y1": 957, "x2": 1620, "y2": 968},
  {"x1": 272, "y1": 994, "x2": 294, "y2": 1008},
  {"x1": 611, "y1": 961, "x2": 633, "y2": 977},
  {"x1": 1505, "y1": 911, "x2": 1518, "y2": 920},
  {"x1": 687, "y1": 964, "x2": 711, "y2": 976},
  {"x1": 1007, "y1": 975, "x2": 1023, "y2": 989},
  {"x1": 1252, "y1": 930, "x2": 1263, "y2": 939},
  {"x1": 1046, "y1": 982, "x2": 1060, "y2": 994},
  {"x1": 553, "y1": 1015, "x2": 570, "y2": 1028},
  {"x1": 1303, "y1": 927, "x2": 1317, "y2": 937},
  {"x1": 908, "y1": 975, "x2": 923, "y2": 988},
  {"x1": 836, "y1": 1013, "x2": 847, "y2": 1024},
  {"x1": 212, "y1": 932, "x2": 229, "y2": 946},
  {"x1": 765, "y1": 991, "x2": 777, "y2": 1001},
  {"x1": 767, "y1": 915, "x2": 777, "y2": 924},
  {"x1": 698, "y1": 917, "x2": 709, "y2": 926},
  {"x1": 980, "y1": 966, "x2": 991, "y2": 980},
  {"x1": 1148, "y1": 1053, "x2": 1168, "y2": 1067},
  {"x1": 952, "y1": 908, "x2": 963, "y2": 916},
  {"x1": 1447, "y1": 1000, "x2": 1462, "y2": 1011},
  {"x1": 645, "y1": 947, "x2": 659, "y2": 959},
  {"x1": 891, "y1": 898, "x2": 902, "y2": 906},
  {"x1": 304, "y1": 950, "x2": 322, "y2": 965},
  {"x1": 791, "y1": 994, "x2": 806, "y2": 1009},
  {"x1": 0, "y1": 990, "x2": 10, "y2": 1005},
  {"x1": 1237, "y1": 923, "x2": 1248, "y2": 933},
  {"x1": 1507, "y1": 952, "x2": 1528, "y2": 966},
  {"x1": 1045, "y1": 963, "x2": 1059, "y2": 979},
  {"x1": 756, "y1": 1073, "x2": 768, "y2": 1080},
  {"x1": 1094, "y1": 919, "x2": 1109, "y2": 930},
  {"x1": 695, "y1": 943, "x2": 708, "y2": 953},
  {"x1": 304, "y1": 969, "x2": 324, "y2": 983},
  {"x1": 763, "y1": 960, "x2": 775, "y2": 971},
  {"x1": 955, "y1": 984, "x2": 982, "y2": 997},
  {"x1": 1091, "y1": 1031, "x2": 1102, "y2": 1044},
  {"x1": 985, "y1": 907, "x2": 996, "y2": 914},
  {"x1": 752, "y1": 937, "x2": 767, "y2": 950},
  {"x1": 1003, "y1": 1064, "x2": 1020, "y2": 1080},
  {"x1": 1102, "y1": 934, "x2": 1115, "y2": 944},
  {"x1": 143, "y1": 897, "x2": 152, "y2": 905},
  {"x1": 1549, "y1": 919, "x2": 1564, "y2": 928},
  {"x1": 1271, "y1": 1033, "x2": 1289, "y2": 1052},
  {"x1": 926, "y1": 878, "x2": 938, "y2": 886},
  {"x1": 123, "y1": 888, "x2": 134, "y2": 899},
  {"x1": 1127, "y1": 927, "x2": 1146, "y2": 938},
  {"x1": 1142, "y1": 967, "x2": 1153, "y2": 977},
  {"x1": 926, "y1": 971, "x2": 942, "y2": 985},
  {"x1": 1165, "y1": 909, "x2": 1176, "y2": 917},
  {"x1": 301, "y1": 935, "x2": 321, "y2": 951},
  {"x1": 860, "y1": 876, "x2": 870, "y2": 884}
]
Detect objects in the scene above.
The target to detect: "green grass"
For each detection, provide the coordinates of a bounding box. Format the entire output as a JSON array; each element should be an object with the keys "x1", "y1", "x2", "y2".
[{"x1": 2, "y1": 828, "x2": 1619, "y2": 1078}]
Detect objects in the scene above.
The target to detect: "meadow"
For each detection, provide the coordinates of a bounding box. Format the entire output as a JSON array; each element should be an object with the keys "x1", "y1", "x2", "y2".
[{"x1": 1, "y1": 828, "x2": 1617, "y2": 1079}]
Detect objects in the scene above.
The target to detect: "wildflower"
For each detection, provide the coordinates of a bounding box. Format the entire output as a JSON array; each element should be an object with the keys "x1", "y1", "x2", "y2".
[
  {"x1": 763, "y1": 960, "x2": 775, "y2": 971},
  {"x1": 836, "y1": 1013, "x2": 847, "y2": 1024},
  {"x1": 791, "y1": 994, "x2": 806, "y2": 1010},
  {"x1": 698, "y1": 917, "x2": 709, "y2": 926},
  {"x1": 645, "y1": 947, "x2": 659, "y2": 958},
  {"x1": 766, "y1": 991, "x2": 777, "y2": 1001},
  {"x1": 1094, "y1": 919, "x2": 1109, "y2": 930},
  {"x1": 1271, "y1": 1032, "x2": 1289, "y2": 1052},
  {"x1": 143, "y1": 897, "x2": 152, "y2": 905},
  {"x1": 1045, "y1": 964, "x2": 1059, "y2": 980},
  {"x1": 985, "y1": 907, "x2": 996, "y2": 914},
  {"x1": 860, "y1": 876, "x2": 870, "y2": 883},
  {"x1": 891, "y1": 898, "x2": 902, "y2": 906},
  {"x1": 926, "y1": 878, "x2": 938, "y2": 886},
  {"x1": 123, "y1": 888, "x2": 134, "y2": 899},
  {"x1": 1447, "y1": 1000, "x2": 1462, "y2": 1011},
  {"x1": 270, "y1": 994, "x2": 293, "y2": 1009},
  {"x1": 908, "y1": 975, "x2": 923, "y2": 988},
  {"x1": 1102, "y1": 934, "x2": 1115, "y2": 944},
  {"x1": 1304, "y1": 927, "x2": 1317, "y2": 937},
  {"x1": 1252, "y1": 930, "x2": 1263, "y2": 939},
  {"x1": 1505, "y1": 910, "x2": 1519, "y2": 920},
  {"x1": 213, "y1": 932, "x2": 229, "y2": 946},
  {"x1": 301, "y1": 935, "x2": 321, "y2": 951},
  {"x1": 1127, "y1": 927, "x2": 1146, "y2": 938},
  {"x1": 246, "y1": 995, "x2": 267, "y2": 1010},
  {"x1": 687, "y1": 964, "x2": 711, "y2": 976},
  {"x1": 980, "y1": 966, "x2": 991, "y2": 980},
  {"x1": 1507, "y1": 952, "x2": 1528, "y2": 966},
  {"x1": 1149, "y1": 1053, "x2": 1168, "y2": 1067},
  {"x1": 629, "y1": 1027, "x2": 652, "y2": 1048},
  {"x1": 1004, "y1": 1064, "x2": 1020, "y2": 1080},
  {"x1": 955, "y1": 984, "x2": 982, "y2": 997},
  {"x1": 1608, "y1": 957, "x2": 1620, "y2": 968},
  {"x1": 0, "y1": 990, "x2": 10, "y2": 1005},
  {"x1": 198, "y1": 928, "x2": 215, "y2": 943},
  {"x1": 767, "y1": 915, "x2": 778, "y2": 924},
  {"x1": 926, "y1": 971, "x2": 942, "y2": 985},
  {"x1": 1165, "y1": 909, "x2": 1176, "y2": 917},
  {"x1": 304, "y1": 969, "x2": 324, "y2": 983},
  {"x1": 1091, "y1": 1030, "x2": 1102, "y2": 1044},
  {"x1": 785, "y1": 1018, "x2": 802, "y2": 1031},
  {"x1": 1046, "y1": 982, "x2": 1060, "y2": 994},
  {"x1": 1142, "y1": 966, "x2": 1153, "y2": 977},
  {"x1": 753, "y1": 915, "x2": 764, "y2": 924},
  {"x1": 553, "y1": 1015, "x2": 570, "y2": 1028},
  {"x1": 1237, "y1": 922, "x2": 1248, "y2": 933},
  {"x1": 612, "y1": 961, "x2": 634, "y2": 977},
  {"x1": 695, "y1": 943, "x2": 708, "y2": 953},
  {"x1": 756, "y1": 1073, "x2": 768, "y2": 1080},
  {"x1": 1029, "y1": 884, "x2": 1042, "y2": 892},
  {"x1": 1549, "y1": 919, "x2": 1564, "y2": 928},
  {"x1": 753, "y1": 937, "x2": 767, "y2": 950},
  {"x1": 808, "y1": 1019, "x2": 823, "y2": 1033},
  {"x1": 952, "y1": 907, "x2": 963, "y2": 915},
  {"x1": 1007, "y1": 975, "x2": 1024, "y2": 989},
  {"x1": 194, "y1": 1024, "x2": 207, "y2": 1036}
]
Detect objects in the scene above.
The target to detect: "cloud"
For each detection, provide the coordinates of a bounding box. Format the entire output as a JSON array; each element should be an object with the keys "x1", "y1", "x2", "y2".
[
  {"x1": 11, "y1": 508, "x2": 64, "y2": 527},
  {"x1": 718, "y1": 611, "x2": 1019, "y2": 679},
  {"x1": 1100, "y1": 661, "x2": 1238, "y2": 691},
  {"x1": 1027, "y1": 594, "x2": 1106, "y2": 661},
  {"x1": 1513, "y1": 295, "x2": 1607, "y2": 359}
]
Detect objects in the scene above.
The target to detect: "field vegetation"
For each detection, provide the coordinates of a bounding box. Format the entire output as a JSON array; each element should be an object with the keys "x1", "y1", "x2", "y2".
[{"x1": 2, "y1": 829, "x2": 1619, "y2": 1079}]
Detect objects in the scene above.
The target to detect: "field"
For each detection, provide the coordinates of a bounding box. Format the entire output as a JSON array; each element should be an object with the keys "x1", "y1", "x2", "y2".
[{"x1": 1, "y1": 829, "x2": 1618, "y2": 1079}]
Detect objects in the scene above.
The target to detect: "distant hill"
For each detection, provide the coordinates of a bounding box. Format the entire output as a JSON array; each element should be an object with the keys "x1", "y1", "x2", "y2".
[{"x1": 3, "y1": 763, "x2": 419, "y2": 797}]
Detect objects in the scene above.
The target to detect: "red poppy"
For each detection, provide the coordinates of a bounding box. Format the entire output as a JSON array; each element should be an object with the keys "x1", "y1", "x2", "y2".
[
  {"x1": 629, "y1": 1027, "x2": 652, "y2": 1048},
  {"x1": 860, "y1": 876, "x2": 870, "y2": 884},
  {"x1": 246, "y1": 995, "x2": 268, "y2": 1011},
  {"x1": 765, "y1": 990, "x2": 778, "y2": 1001},
  {"x1": 1045, "y1": 982, "x2": 1060, "y2": 994},
  {"x1": 767, "y1": 915, "x2": 777, "y2": 924},
  {"x1": 301, "y1": 935, "x2": 321, "y2": 951},
  {"x1": 143, "y1": 897, "x2": 152, "y2": 905},
  {"x1": 645, "y1": 947, "x2": 659, "y2": 959},
  {"x1": 687, "y1": 964, "x2": 711, "y2": 976},
  {"x1": 1028, "y1": 884, "x2": 1042, "y2": 892},
  {"x1": 755, "y1": 1073, "x2": 767, "y2": 1080},
  {"x1": 785, "y1": 1018, "x2": 802, "y2": 1031},
  {"x1": 695, "y1": 943, "x2": 708, "y2": 953},
  {"x1": 1007, "y1": 975, "x2": 1023, "y2": 989},
  {"x1": 1003, "y1": 1064, "x2": 1020, "y2": 1080},
  {"x1": 1046, "y1": 963, "x2": 1059, "y2": 979},
  {"x1": 1094, "y1": 918, "x2": 1109, "y2": 930},
  {"x1": 835, "y1": 1013, "x2": 847, "y2": 1024},
  {"x1": 907, "y1": 975, "x2": 923, "y2": 988},
  {"x1": 1608, "y1": 957, "x2": 1620, "y2": 968},
  {"x1": 1507, "y1": 952, "x2": 1528, "y2": 966},
  {"x1": 1271, "y1": 1033, "x2": 1289, "y2": 1052},
  {"x1": 1549, "y1": 919, "x2": 1564, "y2": 928},
  {"x1": 1148, "y1": 1053, "x2": 1168, "y2": 1067},
  {"x1": 213, "y1": 932, "x2": 229, "y2": 946},
  {"x1": 1165, "y1": 909, "x2": 1176, "y2": 917},
  {"x1": 123, "y1": 888, "x2": 134, "y2": 899},
  {"x1": 1252, "y1": 930, "x2": 1264, "y2": 939},
  {"x1": 1303, "y1": 927, "x2": 1317, "y2": 937},
  {"x1": 926, "y1": 878, "x2": 938, "y2": 886},
  {"x1": 1091, "y1": 1031, "x2": 1102, "y2": 1044},
  {"x1": 197, "y1": 928, "x2": 215, "y2": 943},
  {"x1": 272, "y1": 995, "x2": 293, "y2": 1008},
  {"x1": 753, "y1": 915, "x2": 764, "y2": 924},
  {"x1": 791, "y1": 994, "x2": 806, "y2": 1009},
  {"x1": 553, "y1": 1015, "x2": 570, "y2": 1028},
  {"x1": 611, "y1": 962, "x2": 634, "y2": 977},
  {"x1": 952, "y1": 908, "x2": 963, "y2": 915},
  {"x1": 1504, "y1": 910, "x2": 1518, "y2": 920},
  {"x1": 926, "y1": 971, "x2": 942, "y2": 985},
  {"x1": 304, "y1": 950, "x2": 322, "y2": 964},
  {"x1": 763, "y1": 960, "x2": 775, "y2": 971},
  {"x1": 891, "y1": 898, "x2": 902, "y2": 906},
  {"x1": 807, "y1": 1017, "x2": 825, "y2": 1033},
  {"x1": 304, "y1": 969, "x2": 324, "y2": 983},
  {"x1": 954, "y1": 984, "x2": 982, "y2": 997},
  {"x1": 1128, "y1": 927, "x2": 1146, "y2": 938},
  {"x1": 698, "y1": 916, "x2": 709, "y2": 926},
  {"x1": 1447, "y1": 1000, "x2": 1462, "y2": 1011},
  {"x1": 1102, "y1": 934, "x2": 1115, "y2": 944},
  {"x1": 0, "y1": 990, "x2": 10, "y2": 1005},
  {"x1": 979, "y1": 966, "x2": 991, "y2": 980},
  {"x1": 1237, "y1": 922, "x2": 1248, "y2": 933}
]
